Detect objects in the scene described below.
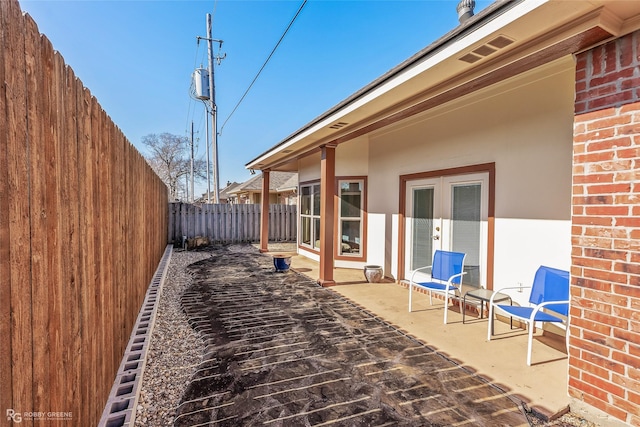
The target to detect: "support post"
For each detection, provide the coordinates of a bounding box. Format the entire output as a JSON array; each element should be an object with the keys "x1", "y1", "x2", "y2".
[
  {"x1": 318, "y1": 144, "x2": 336, "y2": 286},
  {"x1": 259, "y1": 170, "x2": 270, "y2": 253}
]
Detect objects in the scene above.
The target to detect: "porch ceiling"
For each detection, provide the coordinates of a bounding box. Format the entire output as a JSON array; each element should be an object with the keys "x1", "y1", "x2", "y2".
[{"x1": 246, "y1": 0, "x2": 640, "y2": 172}]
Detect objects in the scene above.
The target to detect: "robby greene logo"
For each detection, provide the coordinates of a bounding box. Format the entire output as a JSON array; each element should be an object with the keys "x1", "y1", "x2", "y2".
[{"x1": 7, "y1": 409, "x2": 72, "y2": 423}]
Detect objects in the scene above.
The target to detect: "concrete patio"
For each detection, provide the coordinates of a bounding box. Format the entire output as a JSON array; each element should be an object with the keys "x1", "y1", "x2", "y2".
[{"x1": 281, "y1": 252, "x2": 570, "y2": 420}]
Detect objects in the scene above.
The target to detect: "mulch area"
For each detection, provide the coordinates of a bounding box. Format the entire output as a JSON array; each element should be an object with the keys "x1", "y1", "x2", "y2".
[{"x1": 172, "y1": 245, "x2": 532, "y2": 426}]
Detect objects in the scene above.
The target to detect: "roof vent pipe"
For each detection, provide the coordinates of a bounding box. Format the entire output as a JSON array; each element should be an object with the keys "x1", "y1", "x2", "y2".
[{"x1": 457, "y1": 0, "x2": 475, "y2": 24}]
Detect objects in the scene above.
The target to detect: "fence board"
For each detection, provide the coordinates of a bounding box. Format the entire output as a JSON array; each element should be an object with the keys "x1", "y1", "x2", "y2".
[
  {"x1": 0, "y1": 0, "x2": 12, "y2": 418},
  {"x1": 168, "y1": 203, "x2": 297, "y2": 244},
  {"x1": 77, "y1": 85, "x2": 94, "y2": 426},
  {"x1": 26, "y1": 10, "x2": 45, "y2": 425},
  {"x1": 49, "y1": 46, "x2": 67, "y2": 421},
  {"x1": 90, "y1": 95, "x2": 104, "y2": 425},
  {"x1": 4, "y1": 0, "x2": 35, "y2": 420},
  {"x1": 63, "y1": 67, "x2": 86, "y2": 422},
  {"x1": 0, "y1": 1, "x2": 169, "y2": 424}
]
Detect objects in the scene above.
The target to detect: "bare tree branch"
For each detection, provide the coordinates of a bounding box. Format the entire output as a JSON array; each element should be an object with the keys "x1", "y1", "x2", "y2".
[{"x1": 142, "y1": 133, "x2": 208, "y2": 201}]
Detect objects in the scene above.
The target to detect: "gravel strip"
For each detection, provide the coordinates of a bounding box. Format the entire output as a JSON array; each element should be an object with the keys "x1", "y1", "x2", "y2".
[
  {"x1": 135, "y1": 248, "x2": 212, "y2": 426},
  {"x1": 134, "y1": 244, "x2": 598, "y2": 427}
]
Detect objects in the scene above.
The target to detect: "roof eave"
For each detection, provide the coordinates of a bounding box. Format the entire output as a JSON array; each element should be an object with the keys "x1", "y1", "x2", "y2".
[{"x1": 246, "y1": 0, "x2": 638, "y2": 171}]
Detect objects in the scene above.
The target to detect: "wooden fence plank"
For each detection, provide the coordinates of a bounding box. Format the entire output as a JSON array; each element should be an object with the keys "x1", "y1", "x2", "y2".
[
  {"x1": 48, "y1": 48, "x2": 67, "y2": 422},
  {"x1": 0, "y1": 0, "x2": 13, "y2": 416},
  {"x1": 221, "y1": 203, "x2": 228, "y2": 242},
  {"x1": 90, "y1": 96, "x2": 104, "y2": 424},
  {"x1": 27, "y1": 14, "x2": 49, "y2": 421},
  {"x1": 103, "y1": 114, "x2": 116, "y2": 403},
  {"x1": 4, "y1": 0, "x2": 34, "y2": 421},
  {"x1": 77, "y1": 85, "x2": 94, "y2": 426},
  {"x1": 66, "y1": 66, "x2": 83, "y2": 422},
  {"x1": 112, "y1": 126, "x2": 125, "y2": 386}
]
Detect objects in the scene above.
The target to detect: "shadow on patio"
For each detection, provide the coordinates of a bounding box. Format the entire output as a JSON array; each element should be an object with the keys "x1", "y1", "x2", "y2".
[{"x1": 280, "y1": 251, "x2": 570, "y2": 420}]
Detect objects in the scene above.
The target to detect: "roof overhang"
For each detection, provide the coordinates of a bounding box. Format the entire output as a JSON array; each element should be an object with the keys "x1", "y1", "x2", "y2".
[{"x1": 246, "y1": 0, "x2": 640, "y2": 172}]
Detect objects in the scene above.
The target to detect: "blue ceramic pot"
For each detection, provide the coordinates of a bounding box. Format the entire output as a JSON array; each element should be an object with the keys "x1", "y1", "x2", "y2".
[{"x1": 274, "y1": 256, "x2": 291, "y2": 272}]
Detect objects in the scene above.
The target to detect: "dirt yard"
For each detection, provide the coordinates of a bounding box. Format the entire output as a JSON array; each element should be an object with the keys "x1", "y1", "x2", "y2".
[{"x1": 172, "y1": 245, "x2": 533, "y2": 426}]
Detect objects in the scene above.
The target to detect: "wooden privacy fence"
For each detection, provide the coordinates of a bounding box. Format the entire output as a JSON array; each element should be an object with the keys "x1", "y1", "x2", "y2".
[
  {"x1": 0, "y1": 1, "x2": 169, "y2": 426},
  {"x1": 169, "y1": 203, "x2": 297, "y2": 243}
]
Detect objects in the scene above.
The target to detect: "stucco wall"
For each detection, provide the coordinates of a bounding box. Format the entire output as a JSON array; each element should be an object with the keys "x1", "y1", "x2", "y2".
[
  {"x1": 297, "y1": 57, "x2": 576, "y2": 296},
  {"x1": 367, "y1": 57, "x2": 575, "y2": 293}
]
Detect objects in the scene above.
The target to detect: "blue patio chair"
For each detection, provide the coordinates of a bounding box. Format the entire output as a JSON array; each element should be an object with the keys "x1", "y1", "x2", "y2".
[
  {"x1": 487, "y1": 265, "x2": 570, "y2": 366},
  {"x1": 408, "y1": 250, "x2": 467, "y2": 324}
]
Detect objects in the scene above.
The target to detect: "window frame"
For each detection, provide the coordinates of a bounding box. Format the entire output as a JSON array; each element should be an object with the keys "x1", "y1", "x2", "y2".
[
  {"x1": 335, "y1": 176, "x2": 367, "y2": 261},
  {"x1": 298, "y1": 180, "x2": 321, "y2": 253},
  {"x1": 298, "y1": 177, "x2": 368, "y2": 261}
]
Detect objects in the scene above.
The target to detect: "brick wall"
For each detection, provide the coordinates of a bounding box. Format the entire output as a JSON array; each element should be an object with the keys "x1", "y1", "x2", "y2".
[{"x1": 571, "y1": 30, "x2": 640, "y2": 425}]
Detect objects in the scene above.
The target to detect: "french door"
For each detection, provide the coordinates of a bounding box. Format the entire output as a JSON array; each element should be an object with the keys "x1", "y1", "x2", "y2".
[{"x1": 405, "y1": 173, "x2": 488, "y2": 287}]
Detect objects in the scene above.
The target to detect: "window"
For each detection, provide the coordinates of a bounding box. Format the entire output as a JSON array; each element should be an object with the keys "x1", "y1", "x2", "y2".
[
  {"x1": 338, "y1": 179, "x2": 365, "y2": 257},
  {"x1": 300, "y1": 183, "x2": 321, "y2": 250},
  {"x1": 451, "y1": 183, "x2": 482, "y2": 286}
]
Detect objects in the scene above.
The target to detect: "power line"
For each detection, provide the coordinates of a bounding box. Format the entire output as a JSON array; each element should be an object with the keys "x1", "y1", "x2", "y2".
[{"x1": 219, "y1": 0, "x2": 308, "y2": 134}]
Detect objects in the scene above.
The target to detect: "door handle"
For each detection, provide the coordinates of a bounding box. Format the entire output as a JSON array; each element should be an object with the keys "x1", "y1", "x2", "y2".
[{"x1": 433, "y1": 235, "x2": 440, "y2": 240}]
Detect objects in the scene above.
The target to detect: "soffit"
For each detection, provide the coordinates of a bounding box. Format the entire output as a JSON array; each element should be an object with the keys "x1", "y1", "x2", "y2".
[{"x1": 248, "y1": 0, "x2": 640, "y2": 171}]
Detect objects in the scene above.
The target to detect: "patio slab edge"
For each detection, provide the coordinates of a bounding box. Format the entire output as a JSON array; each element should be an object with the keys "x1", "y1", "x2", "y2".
[{"x1": 98, "y1": 245, "x2": 173, "y2": 427}]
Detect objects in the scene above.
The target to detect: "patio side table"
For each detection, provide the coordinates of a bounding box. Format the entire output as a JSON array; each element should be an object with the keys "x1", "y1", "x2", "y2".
[{"x1": 462, "y1": 288, "x2": 511, "y2": 324}]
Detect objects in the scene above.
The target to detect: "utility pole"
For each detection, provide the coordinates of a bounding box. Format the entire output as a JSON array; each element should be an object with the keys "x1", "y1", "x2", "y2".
[
  {"x1": 185, "y1": 174, "x2": 189, "y2": 201},
  {"x1": 207, "y1": 13, "x2": 220, "y2": 203},
  {"x1": 205, "y1": 108, "x2": 211, "y2": 203},
  {"x1": 196, "y1": 14, "x2": 224, "y2": 203},
  {"x1": 190, "y1": 121, "x2": 195, "y2": 203}
]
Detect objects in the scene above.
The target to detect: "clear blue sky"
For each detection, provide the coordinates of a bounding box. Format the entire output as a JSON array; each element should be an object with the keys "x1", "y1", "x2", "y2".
[{"x1": 19, "y1": 0, "x2": 492, "y2": 196}]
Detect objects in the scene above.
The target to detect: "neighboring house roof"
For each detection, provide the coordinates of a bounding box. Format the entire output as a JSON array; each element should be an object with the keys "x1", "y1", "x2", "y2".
[
  {"x1": 278, "y1": 173, "x2": 299, "y2": 192},
  {"x1": 246, "y1": 0, "x2": 637, "y2": 172},
  {"x1": 230, "y1": 172, "x2": 298, "y2": 194},
  {"x1": 220, "y1": 182, "x2": 242, "y2": 199},
  {"x1": 197, "y1": 181, "x2": 241, "y2": 202}
]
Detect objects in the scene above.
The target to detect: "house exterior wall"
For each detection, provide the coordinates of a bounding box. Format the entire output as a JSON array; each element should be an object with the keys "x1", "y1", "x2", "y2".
[
  {"x1": 569, "y1": 29, "x2": 640, "y2": 426},
  {"x1": 296, "y1": 57, "x2": 576, "y2": 295},
  {"x1": 297, "y1": 139, "x2": 370, "y2": 266},
  {"x1": 368, "y1": 57, "x2": 575, "y2": 301}
]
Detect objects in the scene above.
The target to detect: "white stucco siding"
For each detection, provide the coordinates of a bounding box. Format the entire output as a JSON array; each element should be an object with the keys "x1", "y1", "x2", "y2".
[
  {"x1": 336, "y1": 137, "x2": 369, "y2": 176},
  {"x1": 295, "y1": 57, "x2": 575, "y2": 288},
  {"x1": 298, "y1": 152, "x2": 321, "y2": 184},
  {"x1": 367, "y1": 57, "x2": 575, "y2": 285},
  {"x1": 493, "y1": 218, "x2": 572, "y2": 306}
]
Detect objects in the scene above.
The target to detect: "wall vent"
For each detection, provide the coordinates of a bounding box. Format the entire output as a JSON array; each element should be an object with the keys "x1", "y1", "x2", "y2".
[
  {"x1": 473, "y1": 45, "x2": 497, "y2": 56},
  {"x1": 329, "y1": 121, "x2": 349, "y2": 129},
  {"x1": 459, "y1": 53, "x2": 482, "y2": 64},
  {"x1": 487, "y1": 35, "x2": 514, "y2": 49},
  {"x1": 459, "y1": 34, "x2": 515, "y2": 64}
]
